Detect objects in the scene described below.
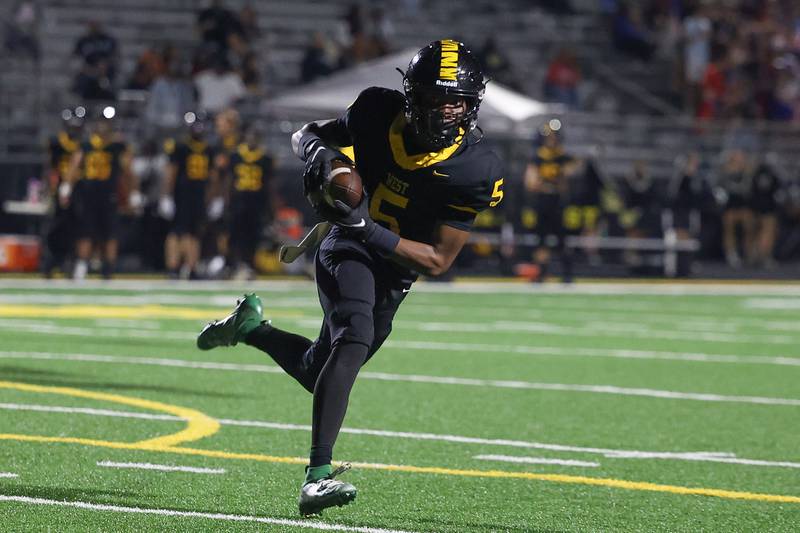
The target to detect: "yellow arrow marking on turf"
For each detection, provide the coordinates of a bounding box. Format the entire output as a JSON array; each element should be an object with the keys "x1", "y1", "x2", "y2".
[
  {"x1": 0, "y1": 381, "x2": 219, "y2": 448},
  {"x1": 2, "y1": 381, "x2": 799, "y2": 505},
  {"x1": 0, "y1": 305, "x2": 302, "y2": 321}
]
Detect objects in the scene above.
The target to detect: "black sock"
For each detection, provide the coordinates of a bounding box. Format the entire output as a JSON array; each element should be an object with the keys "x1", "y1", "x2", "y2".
[
  {"x1": 309, "y1": 341, "x2": 369, "y2": 467},
  {"x1": 245, "y1": 324, "x2": 316, "y2": 392}
]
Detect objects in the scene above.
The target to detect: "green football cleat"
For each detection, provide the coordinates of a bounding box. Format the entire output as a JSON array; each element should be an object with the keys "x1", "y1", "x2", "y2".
[
  {"x1": 298, "y1": 463, "x2": 357, "y2": 516},
  {"x1": 196, "y1": 293, "x2": 263, "y2": 350}
]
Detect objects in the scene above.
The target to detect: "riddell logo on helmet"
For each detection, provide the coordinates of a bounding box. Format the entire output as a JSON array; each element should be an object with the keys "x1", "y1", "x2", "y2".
[
  {"x1": 436, "y1": 80, "x2": 458, "y2": 87},
  {"x1": 439, "y1": 40, "x2": 459, "y2": 80}
]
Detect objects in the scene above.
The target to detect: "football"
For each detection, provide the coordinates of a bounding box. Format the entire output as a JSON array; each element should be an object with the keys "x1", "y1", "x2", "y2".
[{"x1": 324, "y1": 160, "x2": 363, "y2": 209}]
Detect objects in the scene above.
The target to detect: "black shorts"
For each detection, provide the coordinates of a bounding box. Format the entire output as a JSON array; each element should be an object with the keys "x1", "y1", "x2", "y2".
[
  {"x1": 74, "y1": 189, "x2": 118, "y2": 241},
  {"x1": 228, "y1": 199, "x2": 264, "y2": 251},
  {"x1": 301, "y1": 231, "x2": 410, "y2": 377},
  {"x1": 173, "y1": 189, "x2": 206, "y2": 236},
  {"x1": 532, "y1": 192, "x2": 565, "y2": 241}
]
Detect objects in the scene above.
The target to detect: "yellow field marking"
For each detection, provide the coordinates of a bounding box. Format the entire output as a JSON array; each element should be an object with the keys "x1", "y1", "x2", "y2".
[
  {"x1": 2, "y1": 381, "x2": 799, "y2": 505},
  {"x1": 1, "y1": 432, "x2": 799, "y2": 505},
  {"x1": 0, "y1": 305, "x2": 301, "y2": 321},
  {"x1": 0, "y1": 381, "x2": 219, "y2": 448}
]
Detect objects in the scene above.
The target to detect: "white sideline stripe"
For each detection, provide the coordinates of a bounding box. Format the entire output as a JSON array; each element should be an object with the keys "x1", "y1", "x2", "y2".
[
  {"x1": 0, "y1": 322, "x2": 196, "y2": 341},
  {"x1": 359, "y1": 370, "x2": 800, "y2": 406},
  {"x1": 97, "y1": 461, "x2": 225, "y2": 474},
  {"x1": 384, "y1": 340, "x2": 800, "y2": 367},
  {"x1": 0, "y1": 473, "x2": 18, "y2": 478},
  {"x1": 744, "y1": 298, "x2": 800, "y2": 310},
  {"x1": 474, "y1": 455, "x2": 600, "y2": 467},
  {"x1": 1, "y1": 350, "x2": 798, "y2": 406},
  {"x1": 2, "y1": 318, "x2": 798, "y2": 348},
  {"x1": 5, "y1": 402, "x2": 800, "y2": 470},
  {"x1": 3, "y1": 278, "x2": 800, "y2": 296},
  {"x1": 0, "y1": 495, "x2": 416, "y2": 533}
]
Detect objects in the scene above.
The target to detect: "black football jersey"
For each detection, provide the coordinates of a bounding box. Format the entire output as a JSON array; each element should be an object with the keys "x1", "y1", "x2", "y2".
[
  {"x1": 49, "y1": 131, "x2": 81, "y2": 179},
  {"x1": 166, "y1": 138, "x2": 214, "y2": 191},
  {"x1": 79, "y1": 135, "x2": 127, "y2": 194},
  {"x1": 228, "y1": 144, "x2": 273, "y2": 199},
  {"x1": 340, "y1": 87, "x2": 504, "y2": 244},
  {"x1": 531, "y1": 145, "x2": 573, "y2": 184}
]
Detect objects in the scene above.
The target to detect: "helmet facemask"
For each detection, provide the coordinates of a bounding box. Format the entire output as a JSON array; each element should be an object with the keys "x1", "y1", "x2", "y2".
[{"x1": 405, "y1": 88, "x2": 481, "y2": 150}]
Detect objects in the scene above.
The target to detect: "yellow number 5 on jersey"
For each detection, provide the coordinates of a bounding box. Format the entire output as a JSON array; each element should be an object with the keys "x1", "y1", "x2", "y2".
[{"x1": 489, "y1": 178, "x2": 504, "y2": 207}]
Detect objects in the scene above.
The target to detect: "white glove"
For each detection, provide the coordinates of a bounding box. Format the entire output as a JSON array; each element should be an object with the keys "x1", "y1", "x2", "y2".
[
  {"x1": 158, "y1": 196, "x2": 175, "y2": 220},
  {"x1": 208, "y1": 196, "x2": 225, "y2": 221},
  {"x1": 129, "y1": 190, "x2": 144, "y2": 211}
]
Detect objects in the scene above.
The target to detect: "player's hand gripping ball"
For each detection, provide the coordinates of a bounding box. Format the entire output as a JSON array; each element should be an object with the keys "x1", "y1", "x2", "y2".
[{"x1": 324, "y1": 160, "x2": 363, "y2": 210}]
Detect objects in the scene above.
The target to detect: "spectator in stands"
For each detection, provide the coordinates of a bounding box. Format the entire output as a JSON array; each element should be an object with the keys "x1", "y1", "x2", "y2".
[
  {"x1": 697, "y1": 46, "x2": 726, "y2": 119},
  {"x1": 72, "y1": 21, "x2": 119, "y2": 101},
  {"x1": 194, "y1": 55, "x2": 245, "y2": 114},
  {"x1": 238, "y1": 4, "x2": 261, "y2": 44},
  {"x1": 714, "y1": 149, "x2": 754, "y2": 268},
  {"x1": 682, "y1": 3, "x2": 712, "y2": 114},
  {"x1": 612, "y1": 2, "x2": 656, "y2": 62},
  {"x1": 145, "y1": 60, "x2": 197, "y2": 132},
  {"x1": 619, "y1": 160, "x2": 662, "y2": 268},
  {"x1": 73, "y1": 21, "x2": 118, "y2": 78},
  {"x1": 197, "y1": 0, "x2": 242, "y2": 55},
  {"x1": 73, "y1": 61, "x2": 116, "y2": 101},
  {"x1": 666, "y1": 152, "x2": 713, "y2": 275},
  {"x1": 126, "y1": 44, "x2": 173, "y2": 91},
  {"x1": 3, "y1": 0, "x2": 39, "y2": 62},
  {"x1": 344, "y1": 3, "x2": 366, "y2": 37},
  {"x1": 366, "y1": 6, "x2": 394, "y2": 57},
  {"x1": 748, "y1": 153, "x2": 783, "y2": 268},
  {"x1": 300, "y1": 32, "x2": 336, "y2": 83},
  {"x1": 543, "y1": 47, "x2": 582, "y2": 107},
  {"x1": 479, "y1": 37, "x2": 521, "y2": 92},
  {"x1": 240, "y1": 51, "x2": 262, "y2": 94}
]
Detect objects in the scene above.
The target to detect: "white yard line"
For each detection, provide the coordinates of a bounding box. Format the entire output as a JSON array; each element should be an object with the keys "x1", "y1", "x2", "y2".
[
  {"x1": 0, "y1": 350, "x2": 797, "y2": 406},
  {"x1": 0, "y1": 495, "x2": 417, "y2": 533},
  {"x1": 2, "y1": 279, "x2": 800, "y2": 296},
  {"x1": 97, "y1": 461, "x2": 225, "y2": 474},
  {"x1": 474, "y1": 455, "x2": 599, "y2": 467},
  {"x1": 4, "y1": 402, "x2": 800, "y2": 470},
  {"x1": 383, "y1": 341, "x2": 800, "y2": 367},
  {"x1": 1, "y1": 317, "x2": 798, "y2": 347},
  {"x1": 0, "y1": 473, "x2": 18, "y2": 478}
]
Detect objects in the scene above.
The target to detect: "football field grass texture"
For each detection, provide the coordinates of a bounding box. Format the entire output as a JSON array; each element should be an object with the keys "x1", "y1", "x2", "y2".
[{"x1": 0, "y1": 279, "x2": 799, "y2": 532}]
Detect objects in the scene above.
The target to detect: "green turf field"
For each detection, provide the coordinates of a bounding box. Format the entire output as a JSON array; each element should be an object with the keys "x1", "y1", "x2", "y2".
[{"x1": 1, "y1": 280, "x2": 799, "y2": 532}]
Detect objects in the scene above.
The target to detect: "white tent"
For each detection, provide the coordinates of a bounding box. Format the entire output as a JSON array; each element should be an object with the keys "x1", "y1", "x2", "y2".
[{"x1": 266, "y1": 49, "x2": 558, "y2": 134}]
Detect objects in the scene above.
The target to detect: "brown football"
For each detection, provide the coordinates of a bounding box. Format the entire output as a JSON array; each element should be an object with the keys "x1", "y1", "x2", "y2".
[{"x1": 324, "y1": 160, "x2": 363, "y2": 209}]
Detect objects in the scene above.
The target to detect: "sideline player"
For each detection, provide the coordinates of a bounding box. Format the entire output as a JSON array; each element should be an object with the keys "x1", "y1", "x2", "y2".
[
  {"x1": 42, "y1": 110, "x2": 83, "y2": 277},
  {"x1": 61, "y1": 114, "x2": 136, "y2": 279},
  {"x1": 522, "y1": 123, "x2": 578, "y2": 282},
  {"x1": 197, "y1": 40, "x2": 504, "y2": 515},
  {"x1": 225, "y1": 123, "x2": 275, "y2": 279},
  {"x1": 161, "y1": 119, "x2": 215, "y2": 279}
]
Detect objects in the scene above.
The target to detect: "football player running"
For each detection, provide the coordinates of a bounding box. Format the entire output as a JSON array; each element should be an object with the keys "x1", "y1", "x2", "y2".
[{"x1": 197, "y1": 40, "x2": 504, "y2": 515}]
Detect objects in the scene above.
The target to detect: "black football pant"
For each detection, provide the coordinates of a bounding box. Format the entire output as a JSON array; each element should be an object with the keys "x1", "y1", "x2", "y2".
[{"x1": 246, "y1": 247, "x2": 408, "y2": 467}]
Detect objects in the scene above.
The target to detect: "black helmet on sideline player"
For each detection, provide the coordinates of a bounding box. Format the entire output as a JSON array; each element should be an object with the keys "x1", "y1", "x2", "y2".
[{"x1": 402, "y1": 40, "x2": 486, "y2": 150}]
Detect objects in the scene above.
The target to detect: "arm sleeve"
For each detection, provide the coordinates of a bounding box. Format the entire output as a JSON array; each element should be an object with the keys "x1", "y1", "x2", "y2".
[{"x1": 292, "y1": 87, "x2": 386, "y2": 160}]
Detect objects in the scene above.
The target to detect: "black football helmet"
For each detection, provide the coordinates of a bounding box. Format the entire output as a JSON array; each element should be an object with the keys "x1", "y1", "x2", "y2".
[{"x1": 402, "y1": 40, "x2": 486, "y2": 150}]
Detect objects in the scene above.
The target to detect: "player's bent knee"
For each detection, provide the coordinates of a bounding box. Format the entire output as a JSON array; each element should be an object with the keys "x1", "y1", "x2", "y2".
[{"x1": 331, "y1": 305, "x2": 375, "y2": 348}]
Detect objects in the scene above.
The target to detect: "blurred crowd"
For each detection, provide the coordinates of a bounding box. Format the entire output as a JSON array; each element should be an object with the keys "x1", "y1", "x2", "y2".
[
  {"x1": 607, "y1": 0, "x2": 800, "y2": 120},
  {"x1": 491, "y1": 120, "x2": 800, "y2": 281}
]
